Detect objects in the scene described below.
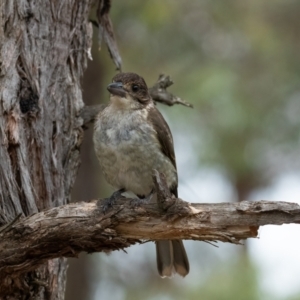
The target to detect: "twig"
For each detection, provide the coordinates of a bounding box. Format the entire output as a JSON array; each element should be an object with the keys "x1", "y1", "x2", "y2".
[{"x1": 149, "y1": 74, "x2": 193, "y2": 108}]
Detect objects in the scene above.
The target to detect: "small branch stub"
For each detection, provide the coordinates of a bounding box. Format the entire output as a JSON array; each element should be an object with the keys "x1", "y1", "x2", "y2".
[
  {"x1": 152, "y1": 169, "x2": 192, "y2": 220},
  {"x1": 149, "y1": 74, "x2": 193, "y2": 108}
]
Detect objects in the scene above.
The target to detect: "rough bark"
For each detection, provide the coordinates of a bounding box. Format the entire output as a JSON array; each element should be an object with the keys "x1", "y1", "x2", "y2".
[
  {"x1": 0, "y1": 196, "x2": 300, "y2": 278},
  {"x1": 2, "y1": 172, "x2": 298, "y2": 287},
  {"x1": 0, "y1": 0, "x2": 94, "y2": 298}
]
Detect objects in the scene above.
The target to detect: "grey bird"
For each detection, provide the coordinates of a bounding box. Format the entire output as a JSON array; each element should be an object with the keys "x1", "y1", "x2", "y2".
[{"x1": 93, "y1": 72, "x2": 189, "y2": 277}]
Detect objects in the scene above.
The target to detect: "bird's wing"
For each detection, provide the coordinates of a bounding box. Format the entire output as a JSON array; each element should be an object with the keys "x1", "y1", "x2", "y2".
[{"x1": 147, "y1": 105, "x2": 178, "y2": 197}]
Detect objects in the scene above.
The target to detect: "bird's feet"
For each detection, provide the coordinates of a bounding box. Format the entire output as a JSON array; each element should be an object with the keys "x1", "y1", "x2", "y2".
[
  {"x1": 101, "y1": 188, "x2": 125, "y2": 213},
  {"x1": 130, "y1": 189, "x2": 155, "y2": 207}
]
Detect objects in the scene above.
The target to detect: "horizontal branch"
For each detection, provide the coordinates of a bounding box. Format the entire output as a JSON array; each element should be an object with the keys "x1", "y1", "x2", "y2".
[
  {"x1": 1, "y1": 193, "x2": 300, "y2": 277},
  {"x1": 80, "y1": 74, "x2": 193, "y2": 125}
]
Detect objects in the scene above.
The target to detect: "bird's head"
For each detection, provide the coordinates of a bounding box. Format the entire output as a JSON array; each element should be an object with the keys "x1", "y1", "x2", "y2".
[{"x1": 107, "y1": 72, "x2": 151, "y2": 110}]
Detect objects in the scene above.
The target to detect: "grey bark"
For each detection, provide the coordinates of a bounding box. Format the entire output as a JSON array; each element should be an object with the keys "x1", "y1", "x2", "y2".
[
  {"x1": 1, "y1": 191, "x2": 300, "y2": 277},
  {"x1": 0, "y1": 0, "x2": 94, "y2": 298}
]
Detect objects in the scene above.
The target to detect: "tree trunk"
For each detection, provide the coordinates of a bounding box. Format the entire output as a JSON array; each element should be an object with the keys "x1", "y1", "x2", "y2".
[{"x1": 0, "y1": 0, "x2": 93, "y2": 298}]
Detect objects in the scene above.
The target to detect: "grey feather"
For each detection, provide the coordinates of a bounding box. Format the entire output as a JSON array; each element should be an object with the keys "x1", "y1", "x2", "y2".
[
  {"x1": 172, "y1": 240, "x2": 190, "y2": 277},
  {"x1": 156, "y1": 239, "x2": 189, "y2": 278},
  {"x1": 156, "y1": 240, "x2": 174, "y2": 278}
]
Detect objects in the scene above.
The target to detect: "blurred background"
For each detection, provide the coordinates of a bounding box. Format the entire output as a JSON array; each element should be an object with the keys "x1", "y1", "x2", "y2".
[{"x1": 66, "y1": 1, "x2": 300, "y2": 299}]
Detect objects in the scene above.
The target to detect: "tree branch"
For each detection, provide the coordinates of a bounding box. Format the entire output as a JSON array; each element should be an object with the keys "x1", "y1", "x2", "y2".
[
  {"x1": 1, "y1": 192, "x2": 300, "y2": 278},
  {"x1": 149, "y1": 74, "x2": 193, "y2": 108},
  {"x1": 80, "y1": 74, "x2": 193, "y2": 125}
]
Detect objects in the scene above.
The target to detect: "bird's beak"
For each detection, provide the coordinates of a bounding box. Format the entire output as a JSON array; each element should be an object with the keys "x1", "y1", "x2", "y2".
[{"x1": 107, "y1": 82, "x2": 127, "y2": 97}]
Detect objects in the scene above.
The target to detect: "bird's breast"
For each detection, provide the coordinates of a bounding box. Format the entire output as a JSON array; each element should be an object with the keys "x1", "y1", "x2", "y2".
[{"x1": 93, "y1": 108, "x2": 177, "y2": 195}]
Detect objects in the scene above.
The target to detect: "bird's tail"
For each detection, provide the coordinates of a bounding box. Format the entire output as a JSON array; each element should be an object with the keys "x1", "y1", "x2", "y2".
[{"x1": 155, "y1": 239, "x2": 189, "y2": 277}]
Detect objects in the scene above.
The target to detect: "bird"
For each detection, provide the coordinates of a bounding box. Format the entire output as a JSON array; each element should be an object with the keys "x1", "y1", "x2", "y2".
[{"x1": 93, "y1": 72, "x2": 189, "y2": 277}]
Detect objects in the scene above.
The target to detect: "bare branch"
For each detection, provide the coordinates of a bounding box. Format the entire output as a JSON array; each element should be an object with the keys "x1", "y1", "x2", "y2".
[
  {"x1": 149, "y1": 74, "x2": 193, "y2": 108},
  {"x1": 1, "y1": 196, "x2": 300, "y2": 278},
  {"x1": 79, "y1": 104, "x2": 105, "y2": 126}
]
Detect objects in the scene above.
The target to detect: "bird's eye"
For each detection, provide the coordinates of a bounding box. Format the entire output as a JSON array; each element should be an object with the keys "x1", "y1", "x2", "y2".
[{"x1": 132, "y1": 85, "x2": 139, "y2": 92}]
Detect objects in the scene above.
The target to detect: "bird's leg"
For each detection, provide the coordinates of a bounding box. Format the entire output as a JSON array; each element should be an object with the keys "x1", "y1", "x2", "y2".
[
  {"x1": 101, "y1": 188, "x2": 126, "y2": 213},
  {"x1": 130, "y1": 189, "x2": 155, "y2": 207}
]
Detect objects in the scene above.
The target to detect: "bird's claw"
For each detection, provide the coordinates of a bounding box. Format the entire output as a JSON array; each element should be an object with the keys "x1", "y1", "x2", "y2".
[
  {"x1": 130, "y1": 190, "x2": 154, "y2": 208},
  {"x1": 101, "y1": 188, "x2": 125, "y2": 213}
]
